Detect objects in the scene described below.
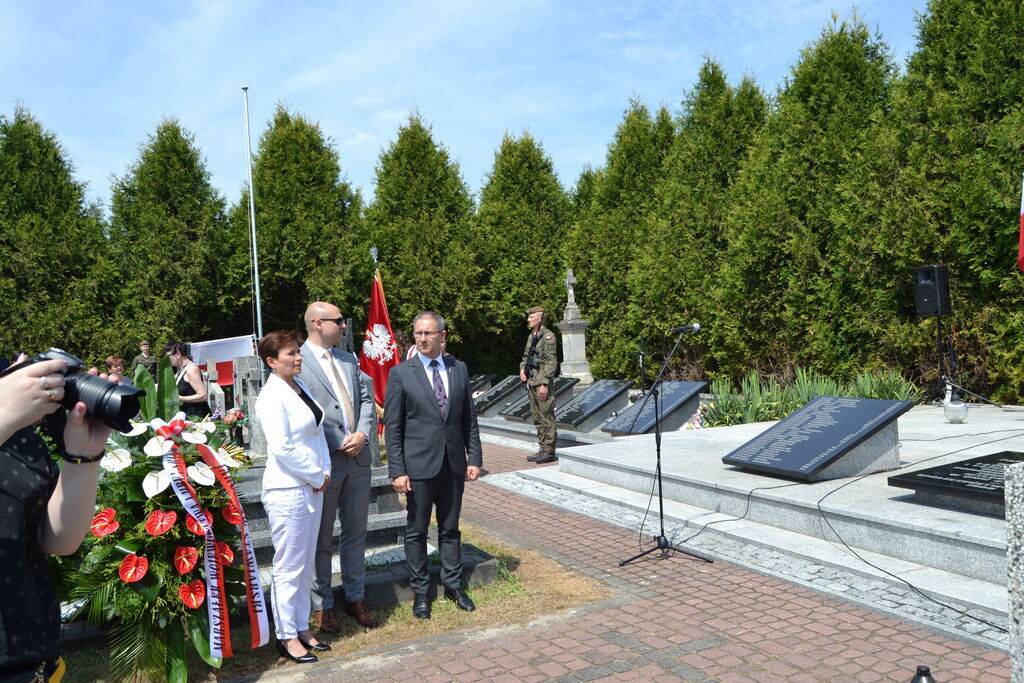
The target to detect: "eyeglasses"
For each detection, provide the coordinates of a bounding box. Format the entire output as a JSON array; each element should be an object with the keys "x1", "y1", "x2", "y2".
[
  {"x1": 317, "y1": 317, "x2": 345, "y2": 326},
  {"x1": 413, "y1": 330, "x2": 442, "y2": 338}
]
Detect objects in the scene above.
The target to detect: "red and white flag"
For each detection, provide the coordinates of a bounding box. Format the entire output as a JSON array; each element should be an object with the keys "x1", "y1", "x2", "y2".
[
  {"x1": 1018, "y1": 173, "x2": 1024, "y2": 272},
  {"x1": 359, "y1": 268, "x2": 401, "y2": 421}
]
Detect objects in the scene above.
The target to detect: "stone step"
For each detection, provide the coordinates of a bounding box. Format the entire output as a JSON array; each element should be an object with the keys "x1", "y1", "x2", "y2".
[{"x1": 551, "y1": 408, "x2": 1011, "y2": 585}]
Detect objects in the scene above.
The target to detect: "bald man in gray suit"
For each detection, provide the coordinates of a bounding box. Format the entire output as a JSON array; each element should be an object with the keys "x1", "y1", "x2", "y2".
[{"x1": 301, "y1": 301, "x2": 379, "y2": 632}]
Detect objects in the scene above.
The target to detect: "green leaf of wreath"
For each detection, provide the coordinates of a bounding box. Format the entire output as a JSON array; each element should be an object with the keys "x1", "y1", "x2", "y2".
[{"x1": 187, "y1": 612, "x2": 223, "y2": 669}]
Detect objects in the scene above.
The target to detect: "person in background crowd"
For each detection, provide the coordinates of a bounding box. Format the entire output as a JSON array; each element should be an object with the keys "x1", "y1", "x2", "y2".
[
  {"x1": 130, "y1": 341, "x2": 157, "y2": 380},
  {"x1": 105, "y1": 355, "x2": 134, "y2": 387},
  {"x1": 255, "y1": 330, "x2": 331, "y2": 664},
  {"x1": 0, "y1": 358, "x2": 114, "y2": 680},
  {"x1": 163, "y1": 340, "x2": 210, "y2": 418}
]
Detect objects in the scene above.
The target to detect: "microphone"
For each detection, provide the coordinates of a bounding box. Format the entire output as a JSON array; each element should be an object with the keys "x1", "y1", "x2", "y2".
[{"x1": 667, "y1": 323, "x2": 701, "y2": 334}]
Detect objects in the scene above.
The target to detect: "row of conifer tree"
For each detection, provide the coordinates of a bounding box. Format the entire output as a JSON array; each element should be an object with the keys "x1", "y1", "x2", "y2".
[{"x1": 2, "y1": 1, "x2": 1023, "y2": 400}]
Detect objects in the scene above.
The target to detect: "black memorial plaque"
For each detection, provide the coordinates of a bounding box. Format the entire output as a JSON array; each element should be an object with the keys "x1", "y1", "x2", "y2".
[
  {"x1": 555, "y1": 379, "x2": 633, "y2": 428},
  {"x1": 469, "y1": 373, "x2": 496, "y2": 395},
  {"x1": 721, "y1": 396, "x2": 914, "y2": 480},
  {"x1": 499, "y1": 376, "x2": 580, "y2": 422},
  {"x1": 601, "y1": 381, "x2": 708, "y2": 435},
  {"x1": 888, "y1": 451, "x2": 1024, "y2": 504},
  {"x1": 473, "y1": 375, "x2": 522, "y2": 414}
]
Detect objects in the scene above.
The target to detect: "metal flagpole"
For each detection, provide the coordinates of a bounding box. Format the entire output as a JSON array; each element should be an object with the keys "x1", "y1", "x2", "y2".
[{"x1": 242, "y1": 87, "x2": 264, "y2": 340}]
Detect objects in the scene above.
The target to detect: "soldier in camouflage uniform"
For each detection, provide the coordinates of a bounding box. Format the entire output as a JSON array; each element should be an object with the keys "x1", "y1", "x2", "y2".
[
  {"x1": 519, "y1": 306, "x2": 558, "y2": 463},
  {"x1": 130, "y1": 340, "x2": 158, "y2": 380}
]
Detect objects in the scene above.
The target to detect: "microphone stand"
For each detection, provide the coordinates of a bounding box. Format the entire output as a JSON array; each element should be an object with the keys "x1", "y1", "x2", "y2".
[{"x1": 620, "y1": 328, "x2": 713, "y2": 566}]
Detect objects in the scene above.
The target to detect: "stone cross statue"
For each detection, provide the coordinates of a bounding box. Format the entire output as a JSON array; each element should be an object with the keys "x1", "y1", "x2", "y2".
[{"x1": 565, "y1": 269, "x2": 577, "y2": 305}]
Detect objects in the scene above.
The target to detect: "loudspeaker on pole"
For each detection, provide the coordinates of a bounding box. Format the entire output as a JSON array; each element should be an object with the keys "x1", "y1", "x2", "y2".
[{"x1": 914, "y1": 265, "x2": 951, "y2": 318}]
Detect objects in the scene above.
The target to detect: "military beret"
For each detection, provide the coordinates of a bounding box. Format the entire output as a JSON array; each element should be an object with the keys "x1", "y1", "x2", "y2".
[{"x1": 526, "y1": 306, "x2": 545, "y2": 315}]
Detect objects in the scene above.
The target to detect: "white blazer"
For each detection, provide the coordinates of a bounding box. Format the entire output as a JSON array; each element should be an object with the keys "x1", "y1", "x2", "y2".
[{"x1": 256, "y1": 374, "x2": 331, "y2": 490}]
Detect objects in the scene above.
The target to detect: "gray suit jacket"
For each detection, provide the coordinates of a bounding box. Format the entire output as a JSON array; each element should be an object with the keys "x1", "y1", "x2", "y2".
[
  {"x1": 384, "y1": 353, "x2": 483, "y2": 481},
  {"x1": 299, "y1": 341, "x2": 374, "y2": 467}
]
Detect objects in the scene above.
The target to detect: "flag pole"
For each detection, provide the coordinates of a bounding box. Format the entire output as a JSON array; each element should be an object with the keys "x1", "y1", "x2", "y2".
[{"x1": 242, "y1": 87, "x2": 264, "y2": 340}]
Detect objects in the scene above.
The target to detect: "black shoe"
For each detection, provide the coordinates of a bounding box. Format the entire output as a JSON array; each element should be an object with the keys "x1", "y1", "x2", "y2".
[
  {"x1": 299, "y1": 637, "x2": 331, "y2": 652},
  {"x1": 276, "y1": 639, "x2": 318, "y2": 663},
  {"x1": 534, "y1": 452, "x2": 557, "y2": 464},
  {"x1": 444, "y1": 587, "x2": 476, "y2": 612},
  {"x1": 412, "y1": 594, "x2": 431, "y2": 619},
  {"x1": 527, "y1": 451, "x2": 542, "y2": 462}
]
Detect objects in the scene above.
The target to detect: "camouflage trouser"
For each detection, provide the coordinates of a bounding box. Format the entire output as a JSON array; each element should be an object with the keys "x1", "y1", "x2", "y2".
[{"x1": 528, "y1": 385, "x2": 557, "y2": 455}]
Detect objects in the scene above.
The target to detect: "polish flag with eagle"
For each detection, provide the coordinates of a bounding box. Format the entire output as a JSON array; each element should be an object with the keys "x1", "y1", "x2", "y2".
[{"x1": 360, "y1": 267, "x2": 401, "y2": 432}]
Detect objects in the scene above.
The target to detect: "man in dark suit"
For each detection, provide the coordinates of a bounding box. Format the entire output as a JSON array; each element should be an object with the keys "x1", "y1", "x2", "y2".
[
  {"x1": 300, "y1": 301, "x2": 379, "y2": 632},
  {"x1": 384, "y1": 311, "x2": 482, "y2": 619}
]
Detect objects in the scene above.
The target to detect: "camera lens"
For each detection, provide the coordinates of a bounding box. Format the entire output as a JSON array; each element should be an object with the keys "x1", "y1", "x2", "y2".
[{"x1": 63, "y1": 372, "x2": 144, "y2": 432}]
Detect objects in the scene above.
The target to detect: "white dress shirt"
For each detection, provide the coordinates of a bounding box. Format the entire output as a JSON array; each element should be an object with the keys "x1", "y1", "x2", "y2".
[
  {"x1": 305, "y1": 339, "x2": 354, "y2": 434},
  {"x1": 418, "y1": 351, "x2": 449, "y2": 397}
]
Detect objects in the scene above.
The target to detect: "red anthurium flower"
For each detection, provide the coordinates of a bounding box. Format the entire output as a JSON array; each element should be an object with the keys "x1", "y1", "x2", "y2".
[
  {"x1": 90, "y1": 508, "x2": 119, "y2": 537},
  {"x1": 144, "y1": 510, "x2": 177, "y2": 536},
  {"x1": 221, "y1": 503, "x2": 242, "y2": 525},
  {"x1": 215, "y1": 542, "x2": 235, "y2": 566},
  {"x1": 185, "y1": 509, "x2": 214, "y2": 535},
  {"x1": 179, "y1": 579, "x2": 205, "y2": 609},
  {"x1": 174, "y1": 546, "x2": 199, "y2": 575},
  {"x1": 119, "y1": 554, "x2": 148, "y2": 583}
]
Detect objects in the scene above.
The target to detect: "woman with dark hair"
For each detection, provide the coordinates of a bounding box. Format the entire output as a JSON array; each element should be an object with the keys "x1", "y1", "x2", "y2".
[
  {"x1": 255, "y1": 330, "x2": 332, "y2": 664},
  {"x1": 0, "y1": 358, "x2": 113, "y2": 680},
  {"x1": 163, "y1": 340, "x2": 210, "y2": 418}
]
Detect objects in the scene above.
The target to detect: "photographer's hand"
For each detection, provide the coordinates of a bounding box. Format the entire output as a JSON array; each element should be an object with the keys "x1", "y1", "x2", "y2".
[
  {"x1": 43, "y1": 368, "x2": 115, "y2": 556},
  {"x1": 63, "y1": 399, "x2": 114, "y2": 460},
  {"x1": 0, "y1": 358, "x2": 67, "y2": 445}
]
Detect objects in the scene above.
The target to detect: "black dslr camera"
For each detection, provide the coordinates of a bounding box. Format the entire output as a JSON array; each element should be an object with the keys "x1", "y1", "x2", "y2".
[{"x1": 1, "y1": 348, "x2": 145, "y2": 432}]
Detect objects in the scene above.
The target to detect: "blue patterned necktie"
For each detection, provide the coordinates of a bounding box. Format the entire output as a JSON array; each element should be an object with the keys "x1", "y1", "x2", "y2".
[{"x1": 430, "y1": 359, "x2": 448, "y2": 419}]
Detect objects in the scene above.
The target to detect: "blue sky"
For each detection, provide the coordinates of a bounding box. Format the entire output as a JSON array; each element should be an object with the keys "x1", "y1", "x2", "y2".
[{"x1": 2, "y1": 0, "x2": 928, "y2": 210}]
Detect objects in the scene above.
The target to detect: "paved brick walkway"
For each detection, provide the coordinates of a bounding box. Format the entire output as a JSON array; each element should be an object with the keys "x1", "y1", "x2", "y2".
[{"x1": 263, "y1": 443, "x2": 1011, "y2": 681}]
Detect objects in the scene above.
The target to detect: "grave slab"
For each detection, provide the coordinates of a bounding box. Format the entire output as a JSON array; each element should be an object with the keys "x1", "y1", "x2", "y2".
[
  {"x1": 721, "y1": 396, "x2": 914, "y2": 481},
  {"x1": 602, "y1": 381, "x2": 707, "y2": 436},
  {"x1": 469, "y1": 373, "x2": 496, "y2": 395},
  {"x1": 555, "y1": 379, "x2": 633, "y2": 432},
  {"x1": 473, "y1": 375, "x2": 526, "y2": 417},
  {"x1": 889, "y1": 451, "x2": 1024, "y2": 517},
  {"x1": 499, "y1": 376, "x2": 579, "y2": 423}
]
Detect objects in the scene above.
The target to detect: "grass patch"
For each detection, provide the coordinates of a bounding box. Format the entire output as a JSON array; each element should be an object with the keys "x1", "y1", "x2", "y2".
[{"x1": 60, "y1": 522, "x2": 611, "y2": 681}]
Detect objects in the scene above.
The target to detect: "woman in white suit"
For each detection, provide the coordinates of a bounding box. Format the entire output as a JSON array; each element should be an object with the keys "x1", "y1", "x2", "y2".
[{"x1": 255, "y1": 330, "x2": 332, "y2": 663}]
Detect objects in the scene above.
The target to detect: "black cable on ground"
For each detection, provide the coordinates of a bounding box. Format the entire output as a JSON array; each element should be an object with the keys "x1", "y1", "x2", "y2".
[
  {"x1": 812, "y1": 429, "x2": 1024, "y2": 635},
  {"x1": 654, "y1": 426, "x2": 1024, "y2": 634}
]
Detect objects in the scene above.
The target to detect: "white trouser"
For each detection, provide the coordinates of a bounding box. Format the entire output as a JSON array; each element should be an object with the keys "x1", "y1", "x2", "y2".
[{"x1": 262, "y1": 485, "x2": 323, "y2": 640}]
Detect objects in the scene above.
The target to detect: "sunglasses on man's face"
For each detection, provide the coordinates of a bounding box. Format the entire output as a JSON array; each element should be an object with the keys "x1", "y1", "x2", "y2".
[{"x1": 318, "y1": 317, "x2": 345, "y2": 326}]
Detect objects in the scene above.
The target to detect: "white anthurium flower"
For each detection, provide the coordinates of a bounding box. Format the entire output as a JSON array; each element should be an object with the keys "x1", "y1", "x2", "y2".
[
  {"x1": 144, "y1": 436, "x2": 174, "y2": 458},
  {"x1": 100, "y1": 448, "x2": 133, "y2": 472},
  {"x1": 142, "y1": 469, "x2": 171, "y2": 498},
  {"x1": 187, "y1": 462, "x2": 216, "y2": 486},
  {"x1": 216, "y1": 447, "x2": 242, "y2": 468},
  {"x1": 198, "y1": 420, "x2": 216, "y2": 433},
  {"x1": 181, "y1": 429, "x2": 208, "y2": 444},
  {"x1": 120, "y1": 421, "x2": 148, "y2": 437}
]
